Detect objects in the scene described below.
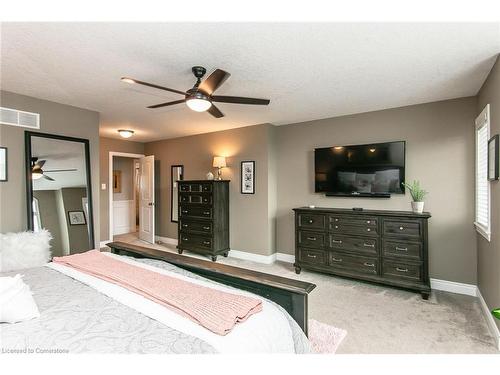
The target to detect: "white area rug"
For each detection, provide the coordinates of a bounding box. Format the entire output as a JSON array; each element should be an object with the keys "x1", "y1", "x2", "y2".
[{"x1": 308, "y1": 319, "x2": 347, "y2": 354}]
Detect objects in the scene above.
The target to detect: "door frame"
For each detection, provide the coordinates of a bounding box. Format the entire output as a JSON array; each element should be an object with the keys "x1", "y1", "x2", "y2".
[{"x1": 108, "y1": 151, "x2": 145, "y2": 242}]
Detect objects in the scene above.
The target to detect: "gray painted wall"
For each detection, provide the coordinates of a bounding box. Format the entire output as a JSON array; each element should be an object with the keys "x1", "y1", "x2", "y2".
[
  {"x1": 0, "y1": 91, "x2": 100, "y2": 248},
  {"x1": 275, "y1": 97, "x2": 478, "y2": 284},
  {"x1": 477, "y1": 56, "x2": 500, "y2": 330}
]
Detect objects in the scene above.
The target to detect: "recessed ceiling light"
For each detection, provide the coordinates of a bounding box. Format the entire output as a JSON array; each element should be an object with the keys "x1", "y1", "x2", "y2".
[
  {"x1": 118, "y1": 129, "x2": 134, "y2": 138},
  {"x1": 121, "y1": 77, "x2": 136, "y2": 84}
]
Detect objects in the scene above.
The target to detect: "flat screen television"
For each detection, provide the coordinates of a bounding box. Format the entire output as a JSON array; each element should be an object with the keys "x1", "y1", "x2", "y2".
[{"x1": 314, "y1": 141, "x2": 405, "y2": 197}]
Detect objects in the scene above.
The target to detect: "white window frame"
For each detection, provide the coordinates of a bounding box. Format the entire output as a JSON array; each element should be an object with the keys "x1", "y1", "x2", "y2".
[{"x1": 474, "y1": 104, "x2": 491, "y2": 241}]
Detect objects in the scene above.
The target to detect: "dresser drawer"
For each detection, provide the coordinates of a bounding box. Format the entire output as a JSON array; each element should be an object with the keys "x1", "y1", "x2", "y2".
[
  {"x1": 178, "y1": 234, "x2": 213, "y2": 251},
  {"x1": 329, "y1": 215, "x2": 378, "y2": 227},
  {"x1": 383, "y1": 240, "x2": 422, "y2": 261},
  {"x1": 329, "y1": 252, "x2": 378, "y2": 275},
  {"x1": 179, "y1": 183, "x2": 213, "y2": 193},
  {"x1": 180, "y1": 193, "x2": 212, "y2": 205},
  {"x1": 179, "y1": 206, "x2": 212, "y2": 219},
  {"x1": 383, "y1": 219, "x2": 422, "y2": 239},
  {"x1": 180, "y1": 219, "x2": 212, "y2": 235},
  {"x1": 329, "y1": 235, "x2": 378, "y2": 255},
  {"x1": 330, "y1": 223, "x2": 378, "y2": 237},
  {"x1": 298, "y1": 213, "x2": 326, "y2": 230},
  {"x1": 298, "y1": 230, "x2": 326, "y2": 248},
  {"x1": 382, "y1": 261, "x2": 421, "y2": 281},
  {"x1": 298, "y1": 248, "x2": 326, "y2": 265}
]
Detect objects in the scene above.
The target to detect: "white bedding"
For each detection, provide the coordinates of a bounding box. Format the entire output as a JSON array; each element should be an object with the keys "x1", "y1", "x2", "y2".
[{"x1": 46, "y1": 252, "x2": 295, "y2": 354}]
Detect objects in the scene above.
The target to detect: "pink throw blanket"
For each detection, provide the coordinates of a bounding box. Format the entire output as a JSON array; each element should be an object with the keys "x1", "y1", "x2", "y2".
[{"x1": 52, "y1": 250, "x2": 262, "y2": 335}]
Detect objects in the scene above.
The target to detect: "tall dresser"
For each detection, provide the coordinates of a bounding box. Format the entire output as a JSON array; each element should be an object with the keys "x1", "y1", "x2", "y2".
[
  {"x1": 293, "y1": 207, "x2": 431, "y2": 299},
  {"x1": 177, "y1": 180, "x2": 230, "y2": 261}
]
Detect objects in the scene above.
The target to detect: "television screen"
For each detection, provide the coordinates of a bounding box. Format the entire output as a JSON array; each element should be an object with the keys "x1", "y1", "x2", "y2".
[{"x1": 315, "y1": 141, "x2": 405, "y2": 196}]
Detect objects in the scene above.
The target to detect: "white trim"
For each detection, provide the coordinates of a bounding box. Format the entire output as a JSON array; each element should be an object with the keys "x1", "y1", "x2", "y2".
[
  {"x1": 474, "y1": 221, "x2": 491, "y2": 242},
  {"x1": 229, "y1": 250, "x2": 277, "y2": 264},
  {"x1": 99, "y1": 240, "x2": 110, "y2": 248},
  {"x1": 276, "y1": 253, "x2": 295, "y2": 263},
  {"x1": 430, "y1": 278, "x2": 478, "y2": 297},
  {"x1": 108, "y1": 151, "x2": 145, "y2": 243},
  {"x1": 155, "y1": 235, "x2": 178, "y2": 246},
  {"x1": 477, "y1": 288, "x2": 500, "y2": 351}
]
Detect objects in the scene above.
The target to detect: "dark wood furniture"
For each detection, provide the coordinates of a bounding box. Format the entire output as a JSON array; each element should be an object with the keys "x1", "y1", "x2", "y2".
[
  {"x1": 177, "y1": 180, "x2": 230, "y2": 261},
  {"x1": 293, "y1": 207, "x2": 431, "y2": 299},
  {"x1": 106, "y1": 241, "x2": 316, "y2": 335}
]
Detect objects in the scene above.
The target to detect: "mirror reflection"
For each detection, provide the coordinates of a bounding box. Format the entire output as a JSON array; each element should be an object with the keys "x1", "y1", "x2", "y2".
[
  {"x1": 28, "y1": 134, "x2": 94, "y2": 256},
  {"x1": 171, "y1": 165, "x2": 184, "y2": 222}
]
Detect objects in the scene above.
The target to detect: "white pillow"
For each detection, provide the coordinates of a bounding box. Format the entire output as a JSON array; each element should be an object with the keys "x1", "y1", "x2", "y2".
[
  {"x1": 0, "y1": 274, "x2": 40, "y2": 323},
  {"x1": 0, "y1": 230, "x2": 52, "y2": 272}
]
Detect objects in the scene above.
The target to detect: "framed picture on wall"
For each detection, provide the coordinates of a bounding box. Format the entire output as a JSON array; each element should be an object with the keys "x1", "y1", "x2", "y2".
[
  {"x1": 241, "y1": 161, "x2": 255, "y2": 194},
  {"x1": 488, "y1": 134, "x2": 499, "y2": 181},
  {"x1": 0, "y1": 147, "x2": 7, "y2": 182},
  {"x1": 68, "y1": 211, "x2": 86, "y2": 225},
  {"x1": 113, "y1": 170, "x2": 122, "y2": 193}
]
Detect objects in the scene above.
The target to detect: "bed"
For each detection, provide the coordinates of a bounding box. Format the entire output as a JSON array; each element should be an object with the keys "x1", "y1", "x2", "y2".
[{"x1": 0, "y1": 242, "x2": 315, "y2": 354}]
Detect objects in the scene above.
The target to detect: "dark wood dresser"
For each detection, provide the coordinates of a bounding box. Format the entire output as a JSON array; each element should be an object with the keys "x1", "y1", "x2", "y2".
[
  {"x1": 293, "y1": 207, "x2": 431, "y2": 299},
  {"x1": 177, "y1": 180, "x2": 230, "y2": 261}
]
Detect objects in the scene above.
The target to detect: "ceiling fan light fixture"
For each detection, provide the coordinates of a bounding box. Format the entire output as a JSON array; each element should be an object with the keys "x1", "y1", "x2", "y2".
[
  {"x1": 32, "y1": 170, "x2": 43, "y2": 180},
  {"x1": 186, "y1": 98, "x2": 212, "y2": 112},
  {"x1": 121, "y1": 77, "x2": 136, "y2": 84},
  {"x1": 118, "y1": 129, "x2": 135, "y2": 138}
]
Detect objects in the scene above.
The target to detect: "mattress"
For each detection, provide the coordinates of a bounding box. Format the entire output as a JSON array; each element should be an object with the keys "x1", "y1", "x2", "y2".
[{"x1": 0, "y1": 255, "x2": 311, "y2": 354}]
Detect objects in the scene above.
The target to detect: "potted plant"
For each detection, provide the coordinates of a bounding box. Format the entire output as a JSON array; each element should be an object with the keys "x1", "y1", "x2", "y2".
[
  {"x1": 493, "y1": 308, "x2": 500, "y2": 320},
  {"x1": 402, "y1": 180, "x2": 428, "y2": 214}
]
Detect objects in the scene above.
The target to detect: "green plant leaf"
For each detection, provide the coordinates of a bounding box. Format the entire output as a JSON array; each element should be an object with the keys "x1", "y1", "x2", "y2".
[{"x1": 493, "y1": 308, "x2": 500, "y2": 320}]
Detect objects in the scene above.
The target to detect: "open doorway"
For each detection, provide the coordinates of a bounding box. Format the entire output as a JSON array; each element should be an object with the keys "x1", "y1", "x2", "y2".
[{"x1": 109, "y1": 152, "x2": 155, "y2": 244}]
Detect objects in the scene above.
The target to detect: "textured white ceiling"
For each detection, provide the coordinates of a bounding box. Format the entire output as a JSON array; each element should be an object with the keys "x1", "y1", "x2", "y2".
[{"x1": 1, "y1": 23, "x2": 499, "y2": 142}]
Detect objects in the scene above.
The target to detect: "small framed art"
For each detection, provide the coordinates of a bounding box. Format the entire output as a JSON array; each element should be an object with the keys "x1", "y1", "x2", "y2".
[
  {"x1": 488, "y1": 134, "x2": 499, "y2": 181},
  {"x1": 241, "y1": 161, "x2": 255, "y2": 194},
  {"x1": 0, "y1": 147, "x2": 7, "y2": 182},
  {"x1": 68, "y1": 211, "x2": 87, "y2": 225}
]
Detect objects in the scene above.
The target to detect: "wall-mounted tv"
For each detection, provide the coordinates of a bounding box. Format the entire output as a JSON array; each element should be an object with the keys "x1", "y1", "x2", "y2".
[{"x1": 315, "y1": 141, "x2": 405, "y2": 197}]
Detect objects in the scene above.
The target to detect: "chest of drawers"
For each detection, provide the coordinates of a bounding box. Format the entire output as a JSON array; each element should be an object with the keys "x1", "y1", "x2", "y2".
[
  {"x1": 177, "y1": 180, "x2": 230, "y2": 261},
  {"x1": 293, "y1": 207, "x2": 431, "y2": 299}
]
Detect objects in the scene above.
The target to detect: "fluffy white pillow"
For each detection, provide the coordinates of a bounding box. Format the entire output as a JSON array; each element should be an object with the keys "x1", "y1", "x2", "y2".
[
  {"x1": 0, "y1": 274, "x2": 40, "y2": 323},
  {"x1": 0, "y1": 230, "x2": 52, "y2": 272}
]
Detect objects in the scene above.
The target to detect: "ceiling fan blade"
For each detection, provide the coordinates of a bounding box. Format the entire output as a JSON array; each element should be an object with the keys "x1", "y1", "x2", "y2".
[
  {"x1": 44, "y1": 169, "x2": 78, "y2": 172},
  {"x1": 207, "y1": 104, "x2": 224, "y2": 118},
  {"x1": 212, "y1": 95, "x2": 270, "y2": 105},
  {"x1": 42, "y1": 175, "x2": 55, "y2": 181},
  {"x1": 36, "y1": 160, "x2": 46, "y2": 168},
  {"x1": 147, "y1": 99, "x2": 186, "y2": 109},
  {"x1": 198, "y1": 69, "x2": 231, "y2": 95},
  {"x1": 121, "y1": 77, "x2": 187, "y2": 96}
]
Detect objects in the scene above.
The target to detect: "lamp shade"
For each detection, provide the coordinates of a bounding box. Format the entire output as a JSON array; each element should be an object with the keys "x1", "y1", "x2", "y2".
[{"x1": 212, "y1": 156, "x2": 227, "y2": 168}]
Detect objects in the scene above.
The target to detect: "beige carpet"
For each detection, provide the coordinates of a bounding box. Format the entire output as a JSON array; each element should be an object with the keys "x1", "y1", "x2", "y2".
[{"x1": 108, "y1": 233, "x2": 498, "y2": 354}]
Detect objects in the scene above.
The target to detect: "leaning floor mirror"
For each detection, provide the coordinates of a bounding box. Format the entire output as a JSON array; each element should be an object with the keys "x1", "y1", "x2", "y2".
[{"x1": 25, "y1": 132, "x2": 95, "y2": 256}]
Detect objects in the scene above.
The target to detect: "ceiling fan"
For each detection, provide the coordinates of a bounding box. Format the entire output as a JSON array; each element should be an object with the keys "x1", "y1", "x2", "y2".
[
  {"x1": 121, "y1": 66, "x2": 270, "y2": 118},
  {"x1": 31, "y1": 157, "x2": 77, "y2": 181}
]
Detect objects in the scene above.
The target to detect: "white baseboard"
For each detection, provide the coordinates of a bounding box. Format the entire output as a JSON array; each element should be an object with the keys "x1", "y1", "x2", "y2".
[
  {"x1": 99, "y1": 240, "x2": 110, "y2": 248},
  {"x1": 229, "y1": 250, "x2": 277, "y2": 264},
  {"x1": 477, "y1": 289, "x2": 500, "y2": 351},
  {"x1": 276, "y1": 253, "x2": 295, "y2": 263},
  {"x1": 155, "y1": 235, "x2": 178, "y2": 246},
  {"x1": 430, "y1": 278, "x2": 478, "y2": 297}
]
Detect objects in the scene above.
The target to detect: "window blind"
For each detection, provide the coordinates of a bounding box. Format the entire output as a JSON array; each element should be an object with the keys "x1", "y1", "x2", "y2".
[{"x1": 475, "y1": 104, "x2": 490, "y2": 239}]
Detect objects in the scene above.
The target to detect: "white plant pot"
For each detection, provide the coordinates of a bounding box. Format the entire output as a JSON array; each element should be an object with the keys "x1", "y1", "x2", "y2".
[{"x1": 411, "y1": 201, "x2": 424, "y2": 214}]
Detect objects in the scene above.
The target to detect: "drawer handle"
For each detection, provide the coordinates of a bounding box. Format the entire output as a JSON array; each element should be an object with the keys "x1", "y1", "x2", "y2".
[
  {"x1": 334, "y1": 225, "x2": 338, "y2": 229},
  {"x1": 332, "y1": 239, "x2": 343, "y2": 244},
  {"x1": 182, "y1": 237, "x2": 188, "y2": 241},
  {"x1": 306, "y1": 254, "x2": 317, "y2": 259},
  {"x1": 395, "y1": 246, "x2": 408, "y2": 251},
  {"x1": 331, "y1": 257, "x2": 343, "y2": 262},
  {"x1": 203, "y1": 241, "x2": 211, "y2": 245},
  {"x1": 366, "y1": 228, "x2": 371, "y2": 232},
  {"x1": 335, "y1": 218, "x2": 339, "y2": 222},
  {"x1": 308, "y1": 219, "x2": 314, "y2": 224},
  {"x1": 399, "y1": 226, "x2": 404, "y2": 230},
  {"x1": 181, "y1": 210, "x2": 188, "y2": 214},
  {"x1": 396, "y1": 267, "x2": 409, "y2": 272},
  {"x1": 203, "y1": 226, "x2": 211, "y2": 230},
  {"x1": 363, "y1": 262, "x2": 375, "y2": 267},
  {"x1": 307, "y1": 236, "x2": 317, "y2": 241},
  {"x1": 203, "y1": 211, "x2": 210, "y2": 215},
  {"x1": 363, "y1": 243, "x2": 375, "y2": 248},
  {"x1": 182, "y1": 224, "x2": 188, "y2": 228},
  {"x1": 366, "y1": 220, "x2": 371, "y2": 224}
]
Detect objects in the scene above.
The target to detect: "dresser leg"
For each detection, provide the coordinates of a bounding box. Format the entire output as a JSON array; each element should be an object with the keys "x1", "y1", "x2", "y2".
[
  {"x1": 421, "y1": 291, "x2": 430, "y2": 300},
  {"x1": 294, "y1": 265, "x2": 301, "y2": 274},
  {"x1": 211, "y1": 255, "x2": 218, "y2": 262},
  {"x1": 223, "y1": 252, "x2": 229, "y2": 257},
  {"x1": 177, "y1": 249, "x2": 183, "y2": 255}
]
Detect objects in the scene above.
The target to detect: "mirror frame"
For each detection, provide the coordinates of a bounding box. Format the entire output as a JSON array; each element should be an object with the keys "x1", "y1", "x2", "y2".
[
  {"x1": 24, "y1": 131, "x2": 95, "y2": 248},
  {"x1": 170, "y1": 164, "x2": 184, "y2": 223}
]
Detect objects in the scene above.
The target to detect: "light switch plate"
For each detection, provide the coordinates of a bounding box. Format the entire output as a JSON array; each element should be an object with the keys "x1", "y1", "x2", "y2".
[{"x1": 101, "y1": 183, "x2": 106, "y2": 190}]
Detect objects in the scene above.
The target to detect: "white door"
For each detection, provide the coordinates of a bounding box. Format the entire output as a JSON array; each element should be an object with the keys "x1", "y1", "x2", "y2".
[{"x1": 139, "y1": 155, "x2": 155, "y2": 243}]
